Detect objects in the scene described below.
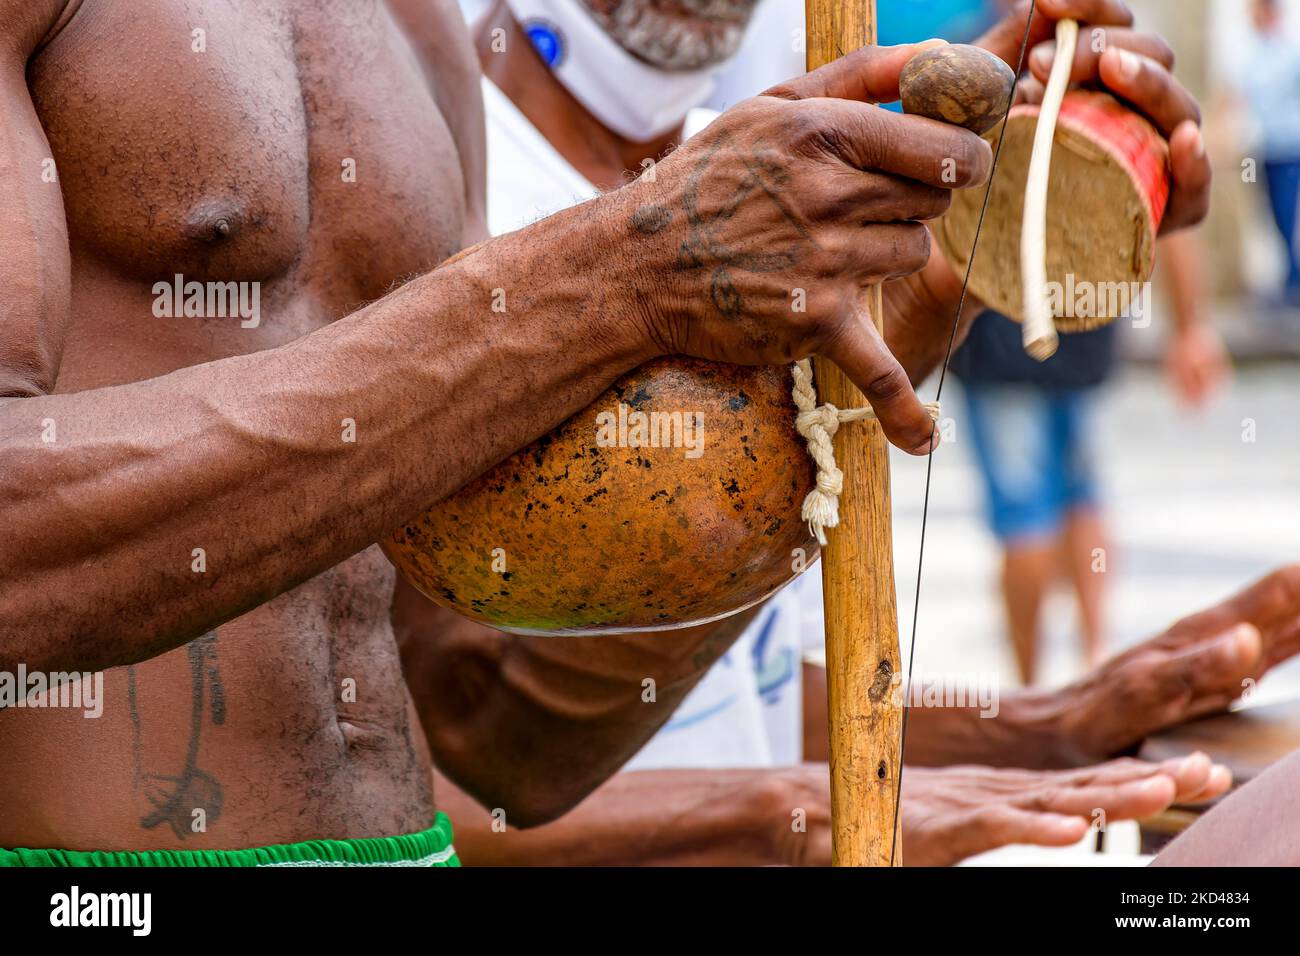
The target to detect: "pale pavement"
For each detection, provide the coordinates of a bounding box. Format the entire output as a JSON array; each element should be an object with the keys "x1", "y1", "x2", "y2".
[
  {"x1": 884, "y1": 360, "x2": 1298, "y2": 864},
  {"x1": 890, "y1": 362, "x2": 1300, "y2": 699}
]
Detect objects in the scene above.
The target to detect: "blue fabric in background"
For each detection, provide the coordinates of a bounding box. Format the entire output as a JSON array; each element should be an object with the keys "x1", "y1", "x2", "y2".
[
  {"x1": 878, "y1": 0, "x2": 1000, "y2": 113},
  {"x1": 1264, "y1": 159, "x2": 1300, "y2": 294},
  {"x1": 878, "y1": 0, "x2": 1000, "y2": 46},
  {"x1": 962, "y1": 384, "x2": 1100, "y2": 540},
  {"x1": 948, "y1": 311, "x2": 1119, "y2": 389}
]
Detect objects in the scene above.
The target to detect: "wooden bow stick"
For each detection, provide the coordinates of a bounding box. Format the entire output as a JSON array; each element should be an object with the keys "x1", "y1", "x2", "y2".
[
  {"x1": 805, "y1": 0, "x2": 903, "y2": 867},
  {"x1": 805, "y1": 0, "x2": 1017, "y2": 866},
  {"x1": 1021, "y1": 16, "x2": 1079, "y2": 360}
]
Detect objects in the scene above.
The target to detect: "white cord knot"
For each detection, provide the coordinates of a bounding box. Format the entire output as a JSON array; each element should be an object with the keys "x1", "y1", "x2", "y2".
[
  {"x1": 814, "y1": 462, "x2": 843, "y2": 497},
  {"x1": 791, "y1": 358, "x2": 940, "y2": 547},
  {"x1": 795, "y1": 402, "x2": 843, "y2": 438}
]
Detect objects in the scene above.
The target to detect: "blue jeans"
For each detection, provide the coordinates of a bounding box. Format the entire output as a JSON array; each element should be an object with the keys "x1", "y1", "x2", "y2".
[
  {"x1": 962, "y1": 384, "x2": 1100, "y2": 542},
  {"x1": 1264, "y1": 159, "x2": 1300, "y2": 295}
]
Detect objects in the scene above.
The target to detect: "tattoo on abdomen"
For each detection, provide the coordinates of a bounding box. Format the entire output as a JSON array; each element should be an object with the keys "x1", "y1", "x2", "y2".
[
  {"x1": 126, "y1": 632, "x2": 226, "y2": 840},
  {"x1": 633, "y1": 130, "x2": 813, "y2": 322}
]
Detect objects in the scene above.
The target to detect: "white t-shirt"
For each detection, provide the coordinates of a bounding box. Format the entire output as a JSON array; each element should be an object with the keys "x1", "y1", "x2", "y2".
[
  {"x1": 482, "y1": 76, "x2": 823, "y2": 768},
  {"x1": 626, "y1": 575, "x2": 820, "y2": 770}
]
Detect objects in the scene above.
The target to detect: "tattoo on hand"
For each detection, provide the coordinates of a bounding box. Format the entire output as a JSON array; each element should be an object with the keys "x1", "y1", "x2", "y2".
[{"x1": 632, "y1": 131, "x2": 813, "y2": 323}]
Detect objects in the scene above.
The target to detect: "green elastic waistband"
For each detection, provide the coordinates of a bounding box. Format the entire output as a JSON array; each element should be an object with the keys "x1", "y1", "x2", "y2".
[{"x1": 0, "y1": 813, "x2": 458, "y2": 867}]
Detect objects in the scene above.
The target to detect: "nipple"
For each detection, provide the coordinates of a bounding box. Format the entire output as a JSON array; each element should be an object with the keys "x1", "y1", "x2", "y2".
[{"x1": 184, "y1": 200, "x2": 245, "y2": 244}]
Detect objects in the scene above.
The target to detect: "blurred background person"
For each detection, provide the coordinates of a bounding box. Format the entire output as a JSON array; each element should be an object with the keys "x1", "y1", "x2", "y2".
[
  {"x1": 1236, "y1": 0, "x2": 1300, "y2": 311},
  {"x1": 874, "y1": 0, "x2": 1229, "y2": 684},
  {"x1": 950, "y1": 234, "x2": 1229, "y2": 684}
]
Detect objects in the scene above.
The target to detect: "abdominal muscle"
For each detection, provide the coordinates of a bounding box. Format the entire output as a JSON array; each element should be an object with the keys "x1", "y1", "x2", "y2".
[{"x1": 0, "y1": 546, "x2": 437, "y2": 852}]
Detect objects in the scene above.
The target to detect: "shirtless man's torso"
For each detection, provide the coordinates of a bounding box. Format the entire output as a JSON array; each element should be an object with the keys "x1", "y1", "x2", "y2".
[{"x1": 0, "y1": 0, "x2": 483, "y2": 850}]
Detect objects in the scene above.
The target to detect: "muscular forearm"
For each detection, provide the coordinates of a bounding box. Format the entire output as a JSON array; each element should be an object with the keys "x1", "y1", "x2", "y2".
[
  {"x1": 803, "y1": 661, "x2": 1076, "y2": 769},
  {"x1": 899, "y1": 691, "x2": 1077, "y2": 768},
  {"x1": 436, "y1": 767, "x2": 781, "y2": 866},
  {"x1": 398, "y1": 586, "x2": 760, "y2": 825},
  {"x1": 0, "y1": 197, "x2": 654, "y2": 672}
]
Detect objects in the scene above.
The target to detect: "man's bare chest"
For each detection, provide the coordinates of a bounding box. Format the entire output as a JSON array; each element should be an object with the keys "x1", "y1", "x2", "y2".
[{"x1": 28, "y1": 0, "x2": 467, "y2": 375}]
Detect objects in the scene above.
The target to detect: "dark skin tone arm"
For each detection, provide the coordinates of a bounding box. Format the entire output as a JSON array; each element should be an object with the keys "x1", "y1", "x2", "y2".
[
  {"x1": 794, "y1": 567, "x2": 1300, "y2": 771},
  {"x1": 388, "y1": 0, "x2": 488, "y2": 243},
  {"x1": 0, "y1": 2, "x2": 71, "y2": 400},
  {"x1": 395, "y1": 586, "x2": 762, "y2": 826},
  {"x1": 2, "y1": 23, "x2": 1000, "y2": 675},
  {"x1": 2, "y1": 185, "x2": 657, "y2": 674},
  {"x1": 432, "y1": 766, "x2": 783, "y2": 866},
  {"x1": 434, "y1": 721, "x2": 1223, "y2": 866},
  {"x1": 474, "y1": 2, "x2": 976, "y2": 386}
]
